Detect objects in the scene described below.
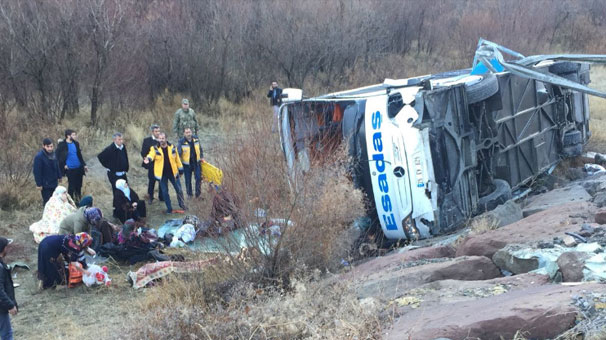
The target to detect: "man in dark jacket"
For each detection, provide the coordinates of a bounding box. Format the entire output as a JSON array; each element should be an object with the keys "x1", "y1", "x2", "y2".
[
  {"x1": 97, "y1": 132, "x2": 129, "y2": 192},
  {"x1": 267, "y1": 81, "x2": 283, "y2": 132},
  {"x1": 56, "y1": 129, "x2": 88, "y2": 203},
  {"x1": 140, "y1": 124, "x2": 163, "y2": 204},
  {"x1": 0, "y1": 237, "x2": 17, "y2": 340},
  {"x1": 33, "y1": 138, "x2": 62, "y2": 205}
]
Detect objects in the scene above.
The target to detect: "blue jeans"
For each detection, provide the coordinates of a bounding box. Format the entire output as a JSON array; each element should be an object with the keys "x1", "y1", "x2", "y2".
[
  {"x1": 183, "y1": 163, "x2": 201, "y2": 197},
  {"x1": 0, "y1": 313, "x2": 13, "y2": 340},
  {"x1": 159, "y1": 175, "x2": 186, "y2": 212}
]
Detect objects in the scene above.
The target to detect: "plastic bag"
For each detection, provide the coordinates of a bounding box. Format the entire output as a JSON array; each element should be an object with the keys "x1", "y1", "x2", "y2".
[{"x1": 174, "y1": 223, "x2": 196, "y2": 243}]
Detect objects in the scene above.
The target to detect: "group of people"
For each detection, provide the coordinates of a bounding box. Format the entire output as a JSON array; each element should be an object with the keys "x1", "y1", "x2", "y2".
[
  {"x1": 0, "y1": 93, "x2": 280, "y2": 338},
  {"x1": 28, "y1": 98, "x2": 208, "y2": 290}
]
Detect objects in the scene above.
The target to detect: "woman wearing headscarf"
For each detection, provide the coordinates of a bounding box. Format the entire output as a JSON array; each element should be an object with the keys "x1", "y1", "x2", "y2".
[
  {"x1": 37, "y1": 232, "x2": 94, "y2": 289},
  {"x1": 113, "y1": 179, "x2": 146, "y2": 223},
  {"x1": 59, "y1": 206, "x2": 102, "y2": 235},
  {"x1": 78, "y1": 195, "x2": 93, "y2": 208},
  {"x1": 29, "y1": 186, "x2": 77, "y2": 243}
]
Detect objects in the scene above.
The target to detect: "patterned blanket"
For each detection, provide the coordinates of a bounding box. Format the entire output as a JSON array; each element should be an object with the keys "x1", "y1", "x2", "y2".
[{"x1": 127, "y1": 258, "x2": 218, "y2": 289}]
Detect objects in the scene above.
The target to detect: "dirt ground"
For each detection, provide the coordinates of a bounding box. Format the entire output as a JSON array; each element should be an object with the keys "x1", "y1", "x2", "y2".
[{"x1": 0, "y1": 150, "x2": 214, "y2": 339}]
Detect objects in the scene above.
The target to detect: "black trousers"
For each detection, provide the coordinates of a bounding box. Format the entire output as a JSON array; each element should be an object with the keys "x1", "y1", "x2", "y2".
[
  {"x1": 147, "y1": 165, "x2": 164, "y2": 201},
  {"x1": 41, "y1": 187, "x2": 55, "y2": 206},
  {"x1": 107, "y1": 172, "x2": 128, "y2": 191},
  {"x1": 65, "y1": 167, "x2": 84, "y2": 203}
]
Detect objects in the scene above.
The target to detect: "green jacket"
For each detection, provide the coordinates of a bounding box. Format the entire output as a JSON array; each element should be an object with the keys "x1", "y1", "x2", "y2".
[
  {"x1": 59, "y1": 207, "x2": 91, "y2": 235},
  {"x1": 173, "y1": 108, "x2": 199, "y2": 138}
]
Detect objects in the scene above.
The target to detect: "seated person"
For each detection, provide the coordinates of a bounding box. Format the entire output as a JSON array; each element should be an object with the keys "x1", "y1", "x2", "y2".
[
  {"x1": 209, "y1": 184, "x2": 245, "y2": 234},
  {"x1": 99, "y1": 219, "x2": 166, "y2": 264},
  {"x1": 29, "y1": 186, "x2": 77, "y2": 243},
  {"x1": 59, "y1": 206, "x2": 103, "y2": 235},
  {"x1": 113, "y1": 179, "x2": 146, "y2": 223},
  {"x1": 37, "y1": 233, "x2": 95, "y2": 289}
]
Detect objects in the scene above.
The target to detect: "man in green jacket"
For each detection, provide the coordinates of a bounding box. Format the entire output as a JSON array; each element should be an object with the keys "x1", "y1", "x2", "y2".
[{"x1": 172, "y1": 98, "x2": 199, "y2": 138}]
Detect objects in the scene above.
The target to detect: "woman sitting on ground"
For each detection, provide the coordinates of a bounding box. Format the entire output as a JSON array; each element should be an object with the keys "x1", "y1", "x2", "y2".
[
  {"x1": 37, "y1": 232, "x2": 95, "y2": 289},
  {"x1": 59, "y1": 206, "x2": 103, "y2": 235},
  {"x1": 29, "y1": 186, "x2": 77, "y2": 243},
  {"x1": 113, "y1": 179, "x2": 146, "y2": 223}
]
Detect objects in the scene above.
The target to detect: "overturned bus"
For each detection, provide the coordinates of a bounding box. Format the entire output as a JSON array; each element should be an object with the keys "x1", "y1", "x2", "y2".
[{"x1": 278, "y1": 40, "x2": 606, "y2": 242}]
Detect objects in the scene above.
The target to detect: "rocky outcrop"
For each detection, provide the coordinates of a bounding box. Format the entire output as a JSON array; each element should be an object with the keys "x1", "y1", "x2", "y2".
[
  {"x1": 522, "y1": 185, "x2": 591, "y2": 217},
  {"x1": 456, "y1": 201, "x2": 596, "y2": 258},
  {"x1": 346, "y1": 244, "x2": 455, "y2": 279},
  {"x1": 385, "y1": 283, "x2": 603, "y2": 340},
  {"x1": 354, "y1": 256, "x2": 500, "y2": 299}
]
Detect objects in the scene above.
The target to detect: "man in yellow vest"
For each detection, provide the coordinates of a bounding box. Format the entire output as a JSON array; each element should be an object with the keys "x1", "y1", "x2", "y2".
[
  {"x1": 177, "y1": 127, "x2": 205, "y2": 198},
  {"x1": 143, "y1": 132, "x2": 187, "y2": 214}
]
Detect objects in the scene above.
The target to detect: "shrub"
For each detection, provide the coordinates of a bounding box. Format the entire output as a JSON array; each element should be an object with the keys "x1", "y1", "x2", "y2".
[
  {"x1": 120, "y1": 275, "x2": 382, "y2": 340},
  {"x1": 206, "y1": 112, "x2": 365, "y2": 284}
]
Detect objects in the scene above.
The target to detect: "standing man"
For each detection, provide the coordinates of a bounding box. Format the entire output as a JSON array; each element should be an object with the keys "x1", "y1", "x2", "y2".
[
  {"x1": 56, "y1": 129, "x2": 88, "y2": 204},
  {"x1": 140, "y1": 124, "x2": 164, "y2": 204},
  {"x1": 0, "y1": 237, "x2": 17, "y2": 340},
  {"x1": 172, "y1": 98, "x2": 199, "y2": 139},
  {"x1": 267, "y1": 81, "x2": 283, "y2": 132},
  {"x1": 177, "y1": 127, "x2": 204, "y2": 198},
  {"x1": 33, "y1": 138, "x2": 62, "y2": 205},
  {"x1": 143, "y1": 132, "x2": 187, "y2": 214},
  {"x1": 97, "y1": 132, "x2": 129, "y2": 192}
]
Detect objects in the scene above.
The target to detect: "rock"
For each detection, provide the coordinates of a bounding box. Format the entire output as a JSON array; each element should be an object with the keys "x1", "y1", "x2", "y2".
[
  {"x1": 349, "y1": 244, "x2": 455, "y2": 277},
  {"x1": 579, "y1": 223, "x2": 595, "y2": 237},
  {"x1": 580, "y1": 172, "x2": 606, "y2": 196},
  {"x1": 492, "y1": 245, "x2": 539, "y2": 274},
  {"x1": 595, "y1": 208, "x2": 606, "y2": 224},
  {"x1": 557, "y1": 252, "x2": 590, "y2": 282},
  {"x1": 567, "y1": 168, "x2": 587, "y2": 181},
  {"x1": 562, "y1": 235, "x2": 578, "y2": 247},
  {"x1": 481, "y1": 200, "x2": 523, "y2": 227},
  {"x1": 353, "y1": 256, "x2": 501, "y2": 299},
  {"x1": 522, "y1": 185, "x2": 592, "y2": 217},
  {"x1": 385, "y1": 283, "x2": 603, "y2": 340},
  {"x1": 456, "y1": 202, "x2": 596, "y2": 258},
  {"x1": 592, "y1": 192, "x2": 606, "y2": 207},
  {"x1": 537, "y1": 241, "x2": 555, "y2": 249}
]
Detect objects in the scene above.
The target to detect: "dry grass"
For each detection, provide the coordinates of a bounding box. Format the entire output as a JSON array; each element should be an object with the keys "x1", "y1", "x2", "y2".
[
  {"x1": 588, "y1": 65, "x2": 606, "y2": 152},
  {"x1": 469, "y1": 215, "x2": 500, "y2": 235},
  {"x1": 119, "y1": 274, "x2": 382, "y2": 340}
]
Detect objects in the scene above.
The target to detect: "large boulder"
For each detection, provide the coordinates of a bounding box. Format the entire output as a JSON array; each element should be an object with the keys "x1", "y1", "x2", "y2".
[
  {"x1": 557, "y1": 251, "x2": 591, "y2": 282},
  {"x1": 522, "y1": 185, "x2": 591, "y2": 217},
  {"x1": 385, "y1": 283, "x2": 603, "y2": 340},
  {"x1": 492, "y1": 244, "x2": 539, "y2": 274},
  {"x1": 592, "y1": 192, "x2": 606, "y2": 208},
  {"x1": 481, "y1": 200, "x2": 523, "y2": 227},
  {"x1": 354, "y1": 256, "x2": 500, "y2": 299},
  {"x1": 346, "y1": 245, "x2": 455, "y2": 279},
  {"x1": 456, "y1": 202, "x2": 596, "y2": 258}
]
